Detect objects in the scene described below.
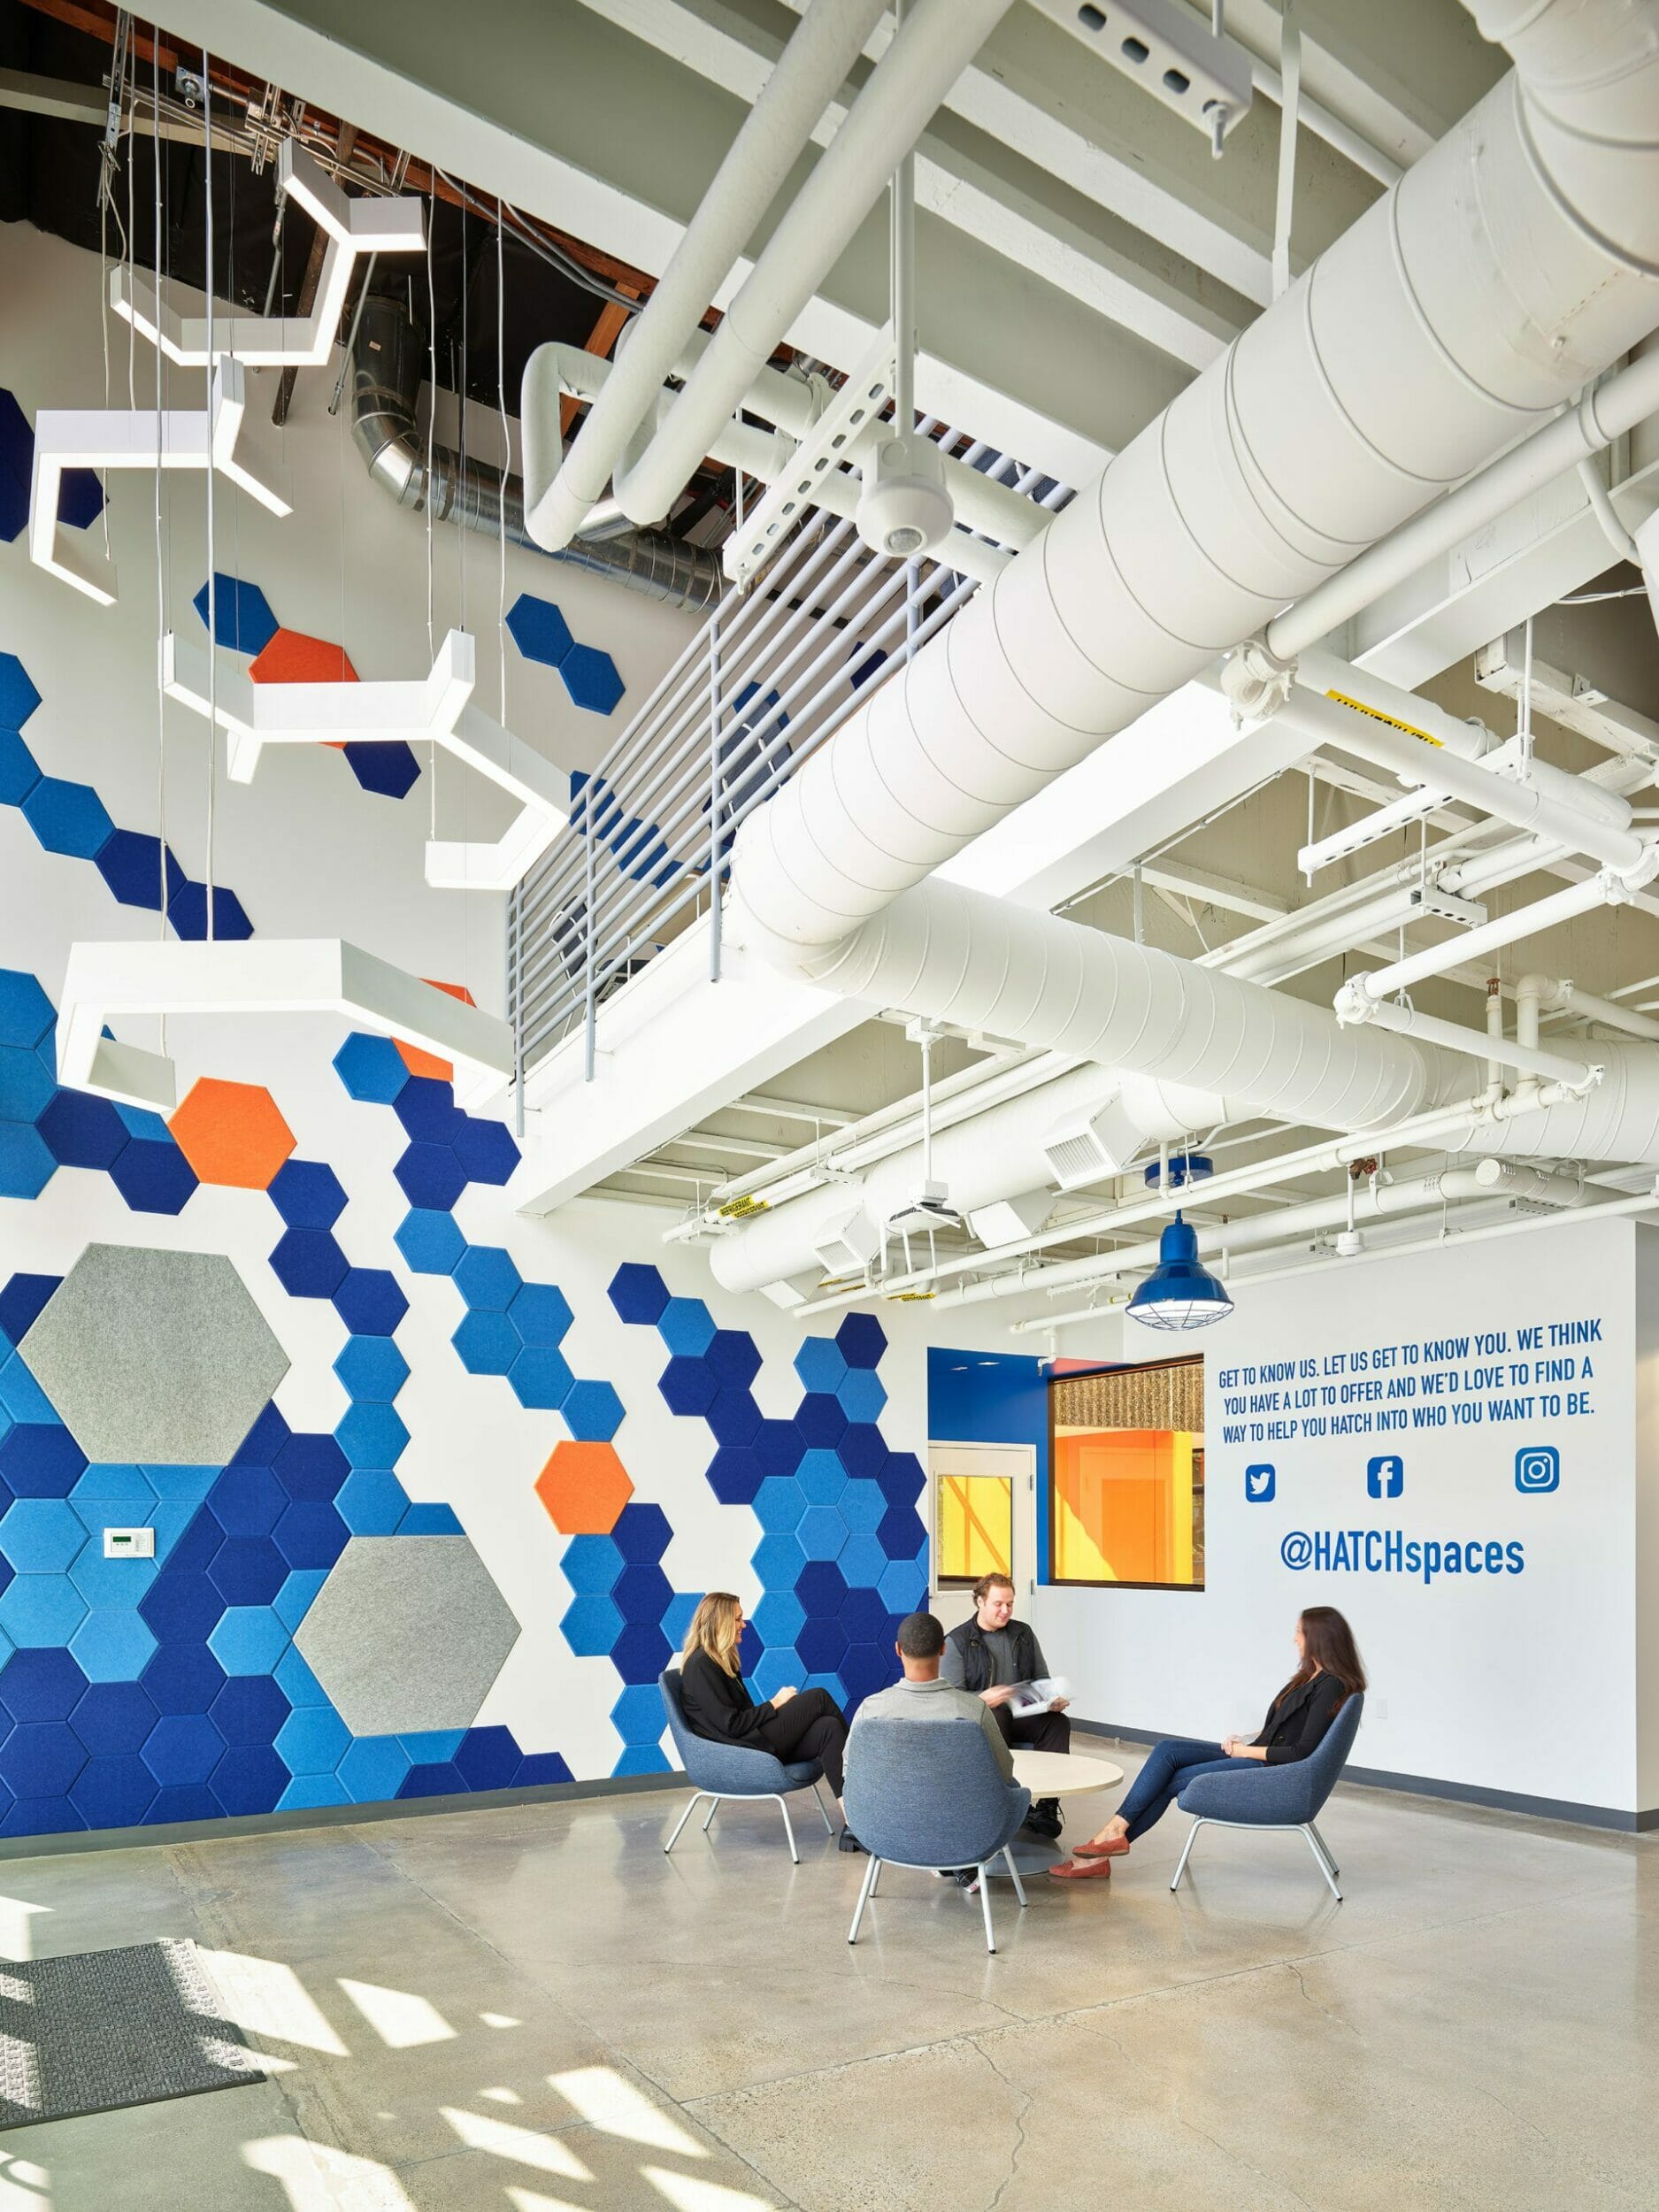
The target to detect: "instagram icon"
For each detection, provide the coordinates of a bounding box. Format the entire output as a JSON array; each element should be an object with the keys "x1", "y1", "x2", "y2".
[{"x1": 1515, "y1": 1446, "x2": 1561, "y2": 1494}]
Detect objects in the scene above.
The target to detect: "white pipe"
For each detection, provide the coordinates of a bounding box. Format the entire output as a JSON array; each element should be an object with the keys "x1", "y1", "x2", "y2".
[
  {"x1": 1337, "y1": 872, "x2": 1631, "y2": 1007},
  {"x1": 1271, "y1": 681, "x2": 1651, "y2": 877},
  {"x1": 1576, "y1": 452, "x2": 1642, "y2": 565},
  {"x1": 705, "y1": 1060, "x2": 1234, "y2": 1294},
  {"x1": 1015, "y1": 1183, "x2": 1659, "y2": 1332},
  {"x1": 1533, "y1": 975, "x2": 1659, "y2": 1042},
  {"x1": 785, "y1": 1077, "x2": 1594, "y2": 1314},
  {"x1": 614, "y1": 0, "x2": 1013, "y2": 531},
  {"x1": 998, "y1": 1165, "x2": 1586, "y2": 1304},
  {"x1": 727, "y1": 0, "x2": 1659, "y2": 963},
  {"x1": 1266, "y1": 346, "x2": 1659, "y2": 662},
  {"x1": 522, "y1": 0, "x2": 886, "y2": 549},
  {"x1": 942, "y1": 1153, "x2": 1594, "y2": 1321},
  {"x1": 525, "y1": 341, "x2": 1014, "y2": 583},
  {"x1": 1342, "y1": 995, "x2": 1599, "y2": 1089}
]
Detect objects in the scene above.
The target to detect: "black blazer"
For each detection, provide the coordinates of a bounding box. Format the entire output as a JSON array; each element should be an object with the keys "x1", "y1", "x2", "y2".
[
  {"x1": 1251, "y1": 1671, "x2": 1348, "y2": 1765},
  {"x1": 678, "y1": 1649, "x2": 774, "y2": 1745}
]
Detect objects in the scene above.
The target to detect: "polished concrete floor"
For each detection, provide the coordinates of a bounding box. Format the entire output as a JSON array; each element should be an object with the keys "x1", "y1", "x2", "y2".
[{"x1": 0, "y1": 1747, "x2": 1654, "y2": 2210}]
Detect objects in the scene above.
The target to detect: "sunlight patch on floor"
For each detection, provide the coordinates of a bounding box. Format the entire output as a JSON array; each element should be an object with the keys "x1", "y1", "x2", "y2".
[{"x1": 337, "y1": 1978, "x2": 457, "y2": 2048}]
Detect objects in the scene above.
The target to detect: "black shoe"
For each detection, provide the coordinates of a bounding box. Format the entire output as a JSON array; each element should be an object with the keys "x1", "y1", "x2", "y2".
[
  {"x1": 839, "y1": 1829, "x2": 866, "y2": 1854},
  {"x1": 1023, "y1": 1798, "x2": 1063, "y2": 1841}
]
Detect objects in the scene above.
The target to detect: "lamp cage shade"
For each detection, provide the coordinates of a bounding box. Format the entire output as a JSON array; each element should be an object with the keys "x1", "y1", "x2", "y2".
[{"x1": 1126, "y1": 1211, "x2": 1233, "y2": 1333}]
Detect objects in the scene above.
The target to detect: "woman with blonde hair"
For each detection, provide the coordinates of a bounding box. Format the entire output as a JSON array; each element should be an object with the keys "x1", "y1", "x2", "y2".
[{"x1": 677, "y1": 1592, "x2": 862, "y2": 1851}]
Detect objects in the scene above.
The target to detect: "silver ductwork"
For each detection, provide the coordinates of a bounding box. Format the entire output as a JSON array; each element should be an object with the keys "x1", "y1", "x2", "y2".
[{"x1": 349, "y1": 295, "x2": 723, "y2": 611}]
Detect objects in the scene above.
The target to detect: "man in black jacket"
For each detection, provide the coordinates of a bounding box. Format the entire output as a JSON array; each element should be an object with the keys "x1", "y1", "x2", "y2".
[{"x1": 941, "y1": 1573, "x2": 1070, "y2": 1839}]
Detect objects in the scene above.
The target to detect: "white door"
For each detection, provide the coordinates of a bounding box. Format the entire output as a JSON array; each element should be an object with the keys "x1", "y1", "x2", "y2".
[{"x1": 926, "y1": 1441, "x2": 1039, "y2": 1632}]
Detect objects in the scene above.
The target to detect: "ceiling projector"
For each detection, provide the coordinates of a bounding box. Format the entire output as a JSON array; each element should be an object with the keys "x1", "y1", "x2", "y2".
[{"x1": 856, "y1": 435, "x2": 955, "y2": 560}]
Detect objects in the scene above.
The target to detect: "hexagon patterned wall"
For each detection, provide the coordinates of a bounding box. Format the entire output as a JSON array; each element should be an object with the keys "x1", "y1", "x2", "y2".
[{"x1": 0, "y1": 590, "x2": 936, "y2": 1837}]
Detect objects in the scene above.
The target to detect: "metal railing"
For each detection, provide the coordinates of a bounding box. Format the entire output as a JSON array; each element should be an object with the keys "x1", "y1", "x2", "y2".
[{"x1": 509, "y1": 447, "x2": 1069, "y2": 1087}]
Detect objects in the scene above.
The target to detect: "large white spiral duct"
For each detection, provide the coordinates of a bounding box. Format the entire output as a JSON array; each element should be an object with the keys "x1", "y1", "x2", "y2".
[
  {"x1": 708, "y1": 0, "x2": 1659, "y2": 1295},
  {"x1": 726, "y1": 0, "x2": 1659, "y2": 959}
]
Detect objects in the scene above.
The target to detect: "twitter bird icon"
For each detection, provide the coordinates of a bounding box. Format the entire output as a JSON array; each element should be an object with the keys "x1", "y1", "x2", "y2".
[{"x1": 1245, "y1": 1463, "x2": 1276, "y2": 1504}]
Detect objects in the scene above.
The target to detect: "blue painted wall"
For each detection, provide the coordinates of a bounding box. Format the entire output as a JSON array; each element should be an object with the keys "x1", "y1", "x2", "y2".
[{"x1": 926, "y1": 1348, "x2": 1050, "y2": 1579}]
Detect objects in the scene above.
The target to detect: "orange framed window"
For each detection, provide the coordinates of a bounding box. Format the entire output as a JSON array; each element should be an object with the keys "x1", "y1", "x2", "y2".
[{"x1": 1049, "y1": 1359, "x2": 1205, "y2": 1590}]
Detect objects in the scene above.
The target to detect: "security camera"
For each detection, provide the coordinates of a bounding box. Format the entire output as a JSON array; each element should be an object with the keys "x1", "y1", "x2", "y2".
[{"x1": 855, "y1": 436, "x2": 954, "y2": 560}]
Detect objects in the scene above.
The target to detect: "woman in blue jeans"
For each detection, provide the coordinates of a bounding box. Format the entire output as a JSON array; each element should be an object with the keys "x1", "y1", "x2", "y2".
[{"x1": 1050, "y1": 1607, "x2": 1365, "y2": 1882}]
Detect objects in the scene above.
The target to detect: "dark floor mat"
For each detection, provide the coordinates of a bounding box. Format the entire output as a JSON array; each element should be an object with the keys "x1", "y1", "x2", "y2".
[{"x1": 0, "y1": 1939, "x2": 264, "y2": 2129}]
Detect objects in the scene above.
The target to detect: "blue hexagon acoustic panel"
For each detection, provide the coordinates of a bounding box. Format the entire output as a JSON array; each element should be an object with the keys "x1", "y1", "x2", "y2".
[{"x1": 0, "y1": 625, "x2": 934, "y2": 1837}]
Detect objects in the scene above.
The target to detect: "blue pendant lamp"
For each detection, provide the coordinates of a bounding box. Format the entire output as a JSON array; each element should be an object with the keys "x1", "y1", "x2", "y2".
[{"x1": 1126, "y1": 1210, "x2": 1234, "y2": 1332}]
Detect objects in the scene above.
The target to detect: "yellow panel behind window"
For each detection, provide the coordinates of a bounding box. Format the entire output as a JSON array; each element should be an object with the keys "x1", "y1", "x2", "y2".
[{"x1": 938, "y1": 1474, "x2": 1012, "y2": 1582}]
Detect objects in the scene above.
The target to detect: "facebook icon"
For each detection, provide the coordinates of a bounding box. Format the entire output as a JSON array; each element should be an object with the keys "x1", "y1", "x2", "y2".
[
  {"x1": 1366, "y1": 1455, "x2": 1404, "y2": 1500},
  {"x1": 1244, "y1": 1464, "x2": 1276, "y2": 1504}
]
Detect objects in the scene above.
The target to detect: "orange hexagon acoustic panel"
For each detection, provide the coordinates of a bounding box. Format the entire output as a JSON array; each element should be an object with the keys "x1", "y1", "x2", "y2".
[
  {"x1": 535, "y1": 1440, "x2": 634, "y2": 1535},
  {"x1": 169, "y1": 1077, "x2": 297, "y2": 1190}
]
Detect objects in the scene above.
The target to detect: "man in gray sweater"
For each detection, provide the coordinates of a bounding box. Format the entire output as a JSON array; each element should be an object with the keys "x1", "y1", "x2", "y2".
[{"x1": 850, "y1": 1609, "x2": 1018, "y2": 1888}]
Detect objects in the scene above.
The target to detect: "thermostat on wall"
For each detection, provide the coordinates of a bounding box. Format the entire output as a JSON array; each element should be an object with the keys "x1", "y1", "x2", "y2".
[{"x1": 103, "y1": 1526, "x2": 155, "y2": 1559}]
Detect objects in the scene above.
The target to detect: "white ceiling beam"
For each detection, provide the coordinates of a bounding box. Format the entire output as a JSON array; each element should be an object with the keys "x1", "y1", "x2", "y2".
[
  {"x1": 578, "y1": 0, "x2": 1247, "y2": 368},
  {"x1": 161, "y1": 0, "x2": 1187, "y2": 481},
  {"x1": 1222, "y1": 0, "x2": 1503, "y2": 172},
  {"x1": 512, "y1": 674, "x2": 1306, "y2": 1210}
]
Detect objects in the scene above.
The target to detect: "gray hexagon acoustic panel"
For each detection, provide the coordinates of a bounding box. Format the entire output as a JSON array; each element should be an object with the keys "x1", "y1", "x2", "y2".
[
  {"x1": 294, "y1": 1535, "x2": 520, "y2": 1736},
  {"x1": 20, "y1": 1243, "x2": 288, "y2": 1463}
]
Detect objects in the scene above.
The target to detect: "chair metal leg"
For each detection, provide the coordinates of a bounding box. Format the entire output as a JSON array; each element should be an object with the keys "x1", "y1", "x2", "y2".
[
  {"x1": 775, "y1": 1794, "x2": 799, "y2": 1864},
  {"x1": 1302, "y1": 1824, "x2": 1343, "y2": 1901},
  {"x1": 702, "y1": 1797, "x2": 718, "y2": 1832},
  {"x1": 1171, "y1": 1816, "x2": 1203, "y2": 1892},
  {"x1": 812, "y1": 1781, "x2": 835, "y2": 1836},
  {"x1": 1308, "y1": 1819, "x2": 1339, "y2": 1878},
  {"x1": 664, "y1": 1792, "x2": 708, "y2": 1854},
  {"x1": 869, "y1": 1858, "x2": 882, "y2": 1895},
  {"x1": 848, "y1": 1855, "x2": 879, "y2": 1943},
  {"x1": 1002, "y1": 1846, "x2": 1028, "y2": 1907},
  {"x1": 977, "y1": 1864, "x2": 998, "y2": 1952}
]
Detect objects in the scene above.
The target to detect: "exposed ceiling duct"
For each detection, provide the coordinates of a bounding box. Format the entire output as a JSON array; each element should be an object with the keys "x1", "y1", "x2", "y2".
[
  {"x1": 707, "y1": 1061, "x2": 1241, "y2": 1296},
  {"x1": 704, "y1": 0, "x2": 1659, "y2": 1298},
  {"x1": 349, "y1": 294, "x2": 723, "y2": 611},
  {"x1": 726, "y1": 0, "x2": 1659, "y2": 962}
]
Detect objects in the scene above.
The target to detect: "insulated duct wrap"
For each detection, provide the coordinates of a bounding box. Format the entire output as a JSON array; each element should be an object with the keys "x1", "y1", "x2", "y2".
[
  {"x1": 727, "y1": 0, "x2": 1659, "y2": 956},
  {"x1": 351, "y1": 296, "x2": 723, "y2": 610},
  {"x1": 800, "y1": 880, "x2": 1462, "y2": 1135}
]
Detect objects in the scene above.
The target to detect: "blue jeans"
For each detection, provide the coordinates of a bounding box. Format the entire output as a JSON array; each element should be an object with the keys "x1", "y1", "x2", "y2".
[{"x1": 1115, "y1": 1737, "x2": 1257, "y2": 1842}]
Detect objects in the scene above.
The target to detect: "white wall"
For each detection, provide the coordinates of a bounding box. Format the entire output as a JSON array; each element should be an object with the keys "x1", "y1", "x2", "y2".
[{"x1": 1036, "y1": 1217, "x2": 1647, "y2": 1819}]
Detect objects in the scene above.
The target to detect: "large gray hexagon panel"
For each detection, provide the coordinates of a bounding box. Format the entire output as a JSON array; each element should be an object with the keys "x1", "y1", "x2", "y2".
[
  {"x1": 20, "y1": 1243, "x2": 288, "y2": 1464},
  {"x1": 296, "y1": 1536, "x2": 520, "y2": 1736}
]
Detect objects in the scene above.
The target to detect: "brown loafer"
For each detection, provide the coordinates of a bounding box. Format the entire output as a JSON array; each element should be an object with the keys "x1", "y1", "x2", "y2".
[
  {"x1": 1071, "y1": 1836, "x2": 1130, "y2": 1860},
  {"x1": 1048, "y1": 1856, "x2": 1113, "y2": 1880}
]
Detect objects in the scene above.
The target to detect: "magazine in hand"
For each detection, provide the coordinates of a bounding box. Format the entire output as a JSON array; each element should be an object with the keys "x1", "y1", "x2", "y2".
[{"x1": 1006, "y1": 1675, "x2": 1070, "y2": 1717}]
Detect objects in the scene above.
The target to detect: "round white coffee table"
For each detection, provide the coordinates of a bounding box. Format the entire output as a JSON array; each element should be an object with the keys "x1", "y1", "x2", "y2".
[{"x1": 990, "y1": 1747, "x2": 1125, "y2": 1877}]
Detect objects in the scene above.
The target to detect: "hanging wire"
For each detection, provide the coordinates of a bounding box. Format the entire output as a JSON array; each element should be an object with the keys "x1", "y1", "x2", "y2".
[
  {"x1": 152, "y1": 27, "x2": 169, "y2": 948},
  {"x1": 496, "y1": 196, "x2": 509, "y2": 726},
  {"x1": 457, "y1": 199, "x2": 469, "y2": 630},
  {"x1": 202, "y1": 47, "x2": 218, "y2": 944},
  {"x1": 431, "y1": 165, "x2": 641, "y2": 316},
  {"x1": 426, "y1": 180, "x2": 439, "y2": 837},
  {"x1": 125, "y1": 124, "x2": 136, "y2": 410}
]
